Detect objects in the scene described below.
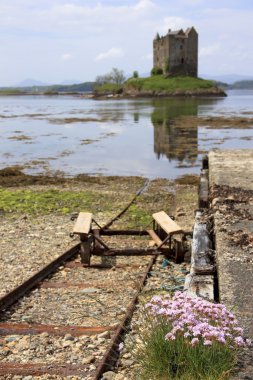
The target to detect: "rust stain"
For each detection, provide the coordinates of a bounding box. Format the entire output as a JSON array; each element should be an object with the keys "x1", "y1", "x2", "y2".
[
  {"x1": 65, "y1": 262, "x2": 144, "y2": 269},
  {"x1": 0, "y1": 322, "x2": 117, "y2": 336},
  {"x1": 0, "y1": 362, "x2": 90, "y2": 376},
  {"x1": 40, "y1": 280, "x2": 134, "y2": 289}
]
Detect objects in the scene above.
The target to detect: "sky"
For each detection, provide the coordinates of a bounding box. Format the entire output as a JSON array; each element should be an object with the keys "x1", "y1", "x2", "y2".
[{"x1": 1, "y1": 0, "x2": 253, "y2": 86}]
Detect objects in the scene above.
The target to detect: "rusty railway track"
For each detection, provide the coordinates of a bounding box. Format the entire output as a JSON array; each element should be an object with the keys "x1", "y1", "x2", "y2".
[{"x1": 0, "y1": 180, "x2": 159, "y2": 379}]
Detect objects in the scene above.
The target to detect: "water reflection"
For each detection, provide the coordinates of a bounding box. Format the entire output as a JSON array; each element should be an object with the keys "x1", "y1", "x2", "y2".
[
  {"x1": 0, "y1": 94, "x2": 252, "y2": 178},
  {"x1": 150, "y1": 98, "x2": 221, "y2": 165}
]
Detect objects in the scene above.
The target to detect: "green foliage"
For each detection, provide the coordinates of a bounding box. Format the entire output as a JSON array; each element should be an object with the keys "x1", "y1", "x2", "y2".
[
  {"x1": 125, "y1": 204, "x2": 152, "y2": 229},
  {"x1": 0, "y1": 188, "x2": 95, "y2": 215},
  {"x1": 133, "y1": 70, "x2": 139, "y2": 78},
  {"x1": 134, "y1": 313, "x2": 235, "y2": 380},
  {"x1": 0, "y1": 88, "x2": 25, "y2": 95},
  {"x1": 95, "y1": 68, "x2": 126, "y2": 87},
  {"x1": 125, "y1": 76, "x2": 215, "y2": 92},
  {"x1": 0, "y1": 82, "x2": 95, "y2": 95},
  {"x1": 94, "y1": 83, "x2": 123, "y2": 94},
  {"x1": 151, "y1": 67, "x2": 164, "y2": 76}
]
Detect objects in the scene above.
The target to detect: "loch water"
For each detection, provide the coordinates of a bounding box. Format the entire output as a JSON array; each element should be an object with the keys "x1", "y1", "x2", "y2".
[{"x1": 0, "y1": 90, "x2": 252, "y2": 179}]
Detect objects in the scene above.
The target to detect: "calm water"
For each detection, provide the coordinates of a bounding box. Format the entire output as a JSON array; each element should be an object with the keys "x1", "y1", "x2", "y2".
[{"x1": 0, "y1": 90, "x2": 252, "y2": 179}]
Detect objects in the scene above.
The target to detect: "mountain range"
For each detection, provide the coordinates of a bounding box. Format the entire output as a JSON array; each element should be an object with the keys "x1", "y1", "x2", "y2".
[{"x1": 15, "y1": 78, "x2": 83, "y2": 87}]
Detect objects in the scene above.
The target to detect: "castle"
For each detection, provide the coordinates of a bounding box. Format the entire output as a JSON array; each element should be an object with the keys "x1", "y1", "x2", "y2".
[{"x1": 153, "y1": 27, "x2": 198, "y2": 77}]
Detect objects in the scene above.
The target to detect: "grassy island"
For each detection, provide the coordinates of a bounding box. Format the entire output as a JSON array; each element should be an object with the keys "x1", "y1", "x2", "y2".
[{"x1": 95, "y1": 75, "x2": 226, "y2": 98}]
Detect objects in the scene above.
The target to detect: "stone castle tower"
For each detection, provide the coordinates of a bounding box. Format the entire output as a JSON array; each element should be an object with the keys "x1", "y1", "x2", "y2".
[{"x1": 153, "y1": 27, "x2": 198, "y2": 77}]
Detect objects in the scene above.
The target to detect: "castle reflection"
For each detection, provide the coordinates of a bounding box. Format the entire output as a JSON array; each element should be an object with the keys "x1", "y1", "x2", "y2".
[{"x1": 150, "y1": 98, "x2": 219, "y2": 164}]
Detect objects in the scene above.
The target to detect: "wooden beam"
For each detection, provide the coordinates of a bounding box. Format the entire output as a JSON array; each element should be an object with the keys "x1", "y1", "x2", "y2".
[
  {"x1": 152, "y1": 211, "x2": 183, "y2": 235},
  {"x1": 146, "y1": 229, "x2": 163, "y2": 246},
  {"x1": 73, "y1": 212, "x2": 92, "y2": 236},
  {"x1": 199, "y1": 169, "x2": 209, "y2": 208}
]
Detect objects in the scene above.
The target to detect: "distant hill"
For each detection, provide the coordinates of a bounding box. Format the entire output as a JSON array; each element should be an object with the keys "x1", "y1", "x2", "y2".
[
  {"x1": 16, "y1": 78, "x2": 50, "y2": 87},
  {"x1": 230, "y1": 80, "x2": 253, "y2": 89},
  {"x1": 0, "y1": 81, "x2": 95, "y2": 94},
  {"x1": 47, "y1": 82, "x2": 94, "y2": 93},
  {"x1": 60, "y1": 79, "x2": 83, "y2": 85},
  {"x1": 14, "y1": 78, "x2": 84, "y2": 87},
  {"x1": 201, "y1": 73, "x2": 253, "y2": 85}
]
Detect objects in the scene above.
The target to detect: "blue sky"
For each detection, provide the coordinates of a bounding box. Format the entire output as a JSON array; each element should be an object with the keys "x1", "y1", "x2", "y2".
[{"x1": 1, "y1": 0, "x2": 253, "y2": 85}]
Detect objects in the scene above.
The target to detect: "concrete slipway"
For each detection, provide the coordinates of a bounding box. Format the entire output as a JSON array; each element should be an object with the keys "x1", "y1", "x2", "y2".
[{"x1": 209, "y1": 150, "x2": 253, "y2": 379}]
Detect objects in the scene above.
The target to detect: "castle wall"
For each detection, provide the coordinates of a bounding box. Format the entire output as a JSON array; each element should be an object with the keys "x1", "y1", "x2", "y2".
[
  {"x1": 153, "y1": 36, "x2": 169, "y2": 69},
  {"x1": 185, "y1": 30, "x2": 198, "y2": 77},
  {"x1": 153, "y1": 27, "x2": 198, "y2": 77}
]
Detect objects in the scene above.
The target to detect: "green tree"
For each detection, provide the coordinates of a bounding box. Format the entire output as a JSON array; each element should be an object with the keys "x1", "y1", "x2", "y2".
[{"x1": 96, "y1": 68, "x2": 126, "y2": 86}]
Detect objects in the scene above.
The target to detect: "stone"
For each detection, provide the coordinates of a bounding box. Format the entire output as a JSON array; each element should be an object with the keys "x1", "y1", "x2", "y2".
[
  {"x1": 98, "y1": 330, "x2": 111, "y2": 339},
  {"x1": 102, "y1": 371, "x2": 116, "y2": 380},
  {"x1": 122, "y1": 352, "x2": 131, "y2": 359},
  {"x1": 64, "y1": 333, "x2": 75, "y2": 341},
  {"x1": 82, "y1": 355, "x2": 95, "y2": 364},
  {"x1": 40, "y1": 332, "x2": 49, "y2": 338},
  {"x1": 120, "y1": 359, "x2": 135, "y2": 368},
  {"x1": 115, "y1": 374, "x2": 127, "y2": 380},
  {"x1": 81, "y1": 288, "x2": 100, "y2": 293},
  {"x1": 62, "y1": 341, "x2": 71, "y2": 348},
  {"x1": 5, "y1": 336, "x2": 19, "y2": 342}
]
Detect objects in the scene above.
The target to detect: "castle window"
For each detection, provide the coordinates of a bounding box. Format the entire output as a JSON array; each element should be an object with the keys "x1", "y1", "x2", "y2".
[
  {"x1": 181, "y1": 58, "x2": 184, "y2": 63},
  {"x1": 180, "y1": 45, "x2": 183, "y2": 50}
]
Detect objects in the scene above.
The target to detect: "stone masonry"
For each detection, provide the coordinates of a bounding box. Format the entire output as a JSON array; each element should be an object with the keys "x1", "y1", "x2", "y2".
[{"x1": 153, "y1": 27, "x2": 198, "y2": 77}]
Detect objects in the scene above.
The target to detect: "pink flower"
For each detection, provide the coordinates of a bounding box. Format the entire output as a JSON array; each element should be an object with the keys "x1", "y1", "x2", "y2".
[
  {"x1": 165, "y1": 333, "x2": 176, "y2": 341},
  {"x1": 191, "y1": 338, "x2": 199, "y2": 346},
  {"x1": 203, "y1": 340, "x2": 212, "y2": 346},
  {"x1": 234, "y1": 337, "x2": 245, "y2": 347}
]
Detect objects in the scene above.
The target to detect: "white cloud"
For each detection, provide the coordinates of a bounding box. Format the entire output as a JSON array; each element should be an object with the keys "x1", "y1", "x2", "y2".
[
  {"x1": 61, "y1": 53, "x2": 73, "y2": 61},
  {"x1": 95, "y1": 48, "x2": 124, "y2": 62},
  {"x1": 180, "y1": 0, "x2": 204, "y2": 5},
  {"x1": 199, "y1": 43, "x2": 220, "y2": 57},
  {"x1": 160, "y1": 16, "x2": 192, "y2": 34},
  {"x1": 134, "y1": 0, "x2": 155, "y2": 11},
  {"x1": 1, "y1": 1, "x2": 253, "y2": 84}
]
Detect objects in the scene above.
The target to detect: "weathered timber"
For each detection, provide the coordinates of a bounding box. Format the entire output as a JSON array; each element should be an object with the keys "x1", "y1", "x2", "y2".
[
  {"x1": 202, "y1": 154, "x2": 209, "y2": 170},
  {"x1": 80, "y1": 240, "x2": 91, "y2": 265},
  {"x1": 199, "y1": 169, "x2": 209, "y2": 208},
  {"x1": 184, "y1": 274, "x2": 214, "y2": 300},
  {"x1": 153, "y1": 211, "x2": 183, "y2": 235},
  {"x1": 191, "y1": 211, "x2": 212, "y2": 274},
  {"x1": 185, "y1": 210, "x2": 214, "y2": 300},
  {"x1": 174, "y1": 238, "x2": 185, "y2": 264},
  {"x1": 73, "y1": 212, "x2": 93, "y2": 236},
  {"x1": 146, "y1": 229, "x2": 163, "y2": 246},
  {"x1": 194, "y1": 265, "x2": 215, "y2": 275}
]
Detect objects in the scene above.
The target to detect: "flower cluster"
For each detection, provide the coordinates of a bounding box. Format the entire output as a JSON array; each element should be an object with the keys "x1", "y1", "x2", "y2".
[{"x1": 145, "y1": 292, "x2": 251, "y2": 348}]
